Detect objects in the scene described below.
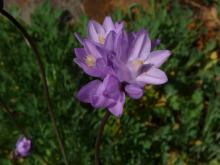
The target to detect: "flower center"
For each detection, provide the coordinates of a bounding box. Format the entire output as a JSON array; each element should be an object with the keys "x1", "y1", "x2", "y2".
[
  {"x1": 98, "y1": 35, "x2": 105, "y2": 44},
  {"x1": 131, "y1": 59, "x2": 144, "y2": 71},
  {"x1": 86, "y1": 55, "x2": 96, "y2": 67}
]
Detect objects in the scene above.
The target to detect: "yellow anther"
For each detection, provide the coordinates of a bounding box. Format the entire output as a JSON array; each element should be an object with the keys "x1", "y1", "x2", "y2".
[
  {"x1": 210, "y1": 51, "x2": 218, "y2": 60},
  {"x1": 131, "y1": 59, "x2": 144, "y2": 71},
  {"x1": 98, "y1": 35, "x2": 105, "y2": 44},
  {"x1": 86, "y1": 55, "x2": 96, "y2": 67}
]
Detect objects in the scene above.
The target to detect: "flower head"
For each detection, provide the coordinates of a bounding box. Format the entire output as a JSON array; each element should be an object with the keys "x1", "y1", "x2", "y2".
[
  {"x1": 74, "y1": 16, "x2": 171, "y2": 117},
  {"x1": 15, "y1": 136, "x2": 32, "y2": 158},
  {"x1": 88, "y1": 16, "x2": 124, "y2": 44}
]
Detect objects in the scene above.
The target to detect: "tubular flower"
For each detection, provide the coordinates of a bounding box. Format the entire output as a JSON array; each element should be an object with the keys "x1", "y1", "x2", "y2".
[{"x1": 74, "y1": 16, "x2": 171, "y2": 117}]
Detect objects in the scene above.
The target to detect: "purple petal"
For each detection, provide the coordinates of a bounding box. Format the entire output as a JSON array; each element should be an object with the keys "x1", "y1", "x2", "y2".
[
  {"x1": 125, "y1": 84, "x2": 144, "y2": 99},
  {"x1": 104, "y1": 31, "x2": 116, "y2": 51},
  {"x1": 115, "y1": 31, "x2": 129, "y2": 62},
  {"x1": 74, "y1": 58, "x2": 108, "y2": 78},
  {"x1": 114, "y1": 22, "x2": 124, "y2": 33},
  {"x1": 129, "y1": 30, "x2": 151, "y2": 61},
  {"x1": 84, "y1": 40, "x2": 102, "y2": 58},
  {"x1": 108, "y1": 92, "x2": 125, "y2": 117},
  {"x1": 91, "y1": 75, "x2": 118, "y2": 108},
  {"x1": 113, "y1": 59, "x2": 132, "y2": 82},
  {"x1": 129, "y1": 32, "x2": 146, "y2": 61},
  {"x1": 74, "y1": 33, "x2": 83, "y2": 45},
  {"x1": 74, "y1": 48, "x2": 86, "y2": 60},
  {"x1": 151, "y1": 39, "x2": 160, "y2": 50},
  {"x1": 77, "y1": 80, "x2": 102, "y2": 103},
  {"x1": 88, "y1": 21, "x2": 99, "y2": 42},
  {"x1": 103, "y1": 16, "x2": 115, "y2": 33},
  {"x1": 103, "y1": 75, "x2": 121, "y2": 99},
  {"x1": 139, "y1": 33, "x2": 151, "y2": 60},
  {"x1": 136, "y1": 67, "x2": 168, "y2": 85},
  {"x1": 146, "y1": 50, "x2": 171, "y2": 67}
]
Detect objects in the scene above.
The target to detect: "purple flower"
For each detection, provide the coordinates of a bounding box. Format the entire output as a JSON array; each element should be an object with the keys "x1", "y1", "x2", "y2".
[
  {"x1": 74, "y1": 16, "x2": 171, "y2": 117},
  {"x1": 77, "y1": 75, "x2": 125, "y2": 117},
  {"x1": 15, "y1": 136, "x2": 32, "y2": 158},
  {"x1": 87, "y1": 16, "x2": 124, "y2": 44},
  {"x1": 75, "y1": 16, "x2": 124, "y2": 45},
  {"x1": 112, "y1": 30, "x2": 171, "y2": 87}
]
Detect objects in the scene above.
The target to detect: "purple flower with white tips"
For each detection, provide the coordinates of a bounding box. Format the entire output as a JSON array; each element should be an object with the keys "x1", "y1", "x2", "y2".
[
  {"x1": 74, "y1": 16, "x2": 171, "y2": 117},
  {"x1": 15, "y1": 136, "x2": 32, "y2": 158}
]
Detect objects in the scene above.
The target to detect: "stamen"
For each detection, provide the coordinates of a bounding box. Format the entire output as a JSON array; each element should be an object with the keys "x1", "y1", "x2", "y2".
[
  {"x1": 132, "y1": 59, "x2": 144, "y2": 71},
  {"x1": 98, "y1": 35, "x2": 105, "y2": 44},
  {"x1": 86, "y1": 55, "x2": 96, "y2": 67}
]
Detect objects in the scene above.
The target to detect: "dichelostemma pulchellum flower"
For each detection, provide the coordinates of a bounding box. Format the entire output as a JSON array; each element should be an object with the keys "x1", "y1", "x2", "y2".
[
  {"x1": 15, "y1": 136, "x2": 32, "y2": 158},
  {"x1": 74, "y1": 16, "x2": 171, "y2": 117}
]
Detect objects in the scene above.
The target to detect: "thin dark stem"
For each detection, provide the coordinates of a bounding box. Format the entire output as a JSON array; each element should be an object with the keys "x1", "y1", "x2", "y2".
[
  {"x1": 95, "y1": 111, "x2": 111, "y2": 165},
  {"x1": 0, "y1": 0, "x2": 3, "y2": 11},
  {"x1": 0, "y1": 9, "x2": 69, "y2": 165}
]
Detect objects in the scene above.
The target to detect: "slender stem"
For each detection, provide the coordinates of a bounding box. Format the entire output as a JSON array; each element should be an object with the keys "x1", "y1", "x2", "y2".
[
  {"x1": 95, "y1": 111, "x2": 111, "y2": 165},
  {"x1": 0, "y1": 9, "x2": 69, "y2": 165},
  {"x1": 0, "y1": 0, "x2": 3, "y2": 11}
]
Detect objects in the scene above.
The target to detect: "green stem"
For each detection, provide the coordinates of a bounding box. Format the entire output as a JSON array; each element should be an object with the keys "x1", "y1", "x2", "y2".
[{"x1": 0, "y1": 9, "x2": 69, "y2": 165}]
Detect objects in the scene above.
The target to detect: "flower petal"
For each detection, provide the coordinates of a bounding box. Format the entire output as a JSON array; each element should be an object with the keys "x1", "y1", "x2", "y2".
[
  {"x1": 129, "y1": 31, "x2": 146, "y2": 61},
  {"x1": 151, "y1": 39, "x2": 160, "y2": 50},
  {"x1": 88, "y1": 21, "x2": 99, "y2": 42},
  {"x1": 115, "y1": 31, "x2": 129, "y2": 62},
  {"x1": 129, "y1": 30, "x2": 151, "y2": 61},
  {"x1": 146, "y1": 50, "x2": 171, "y2": 67},
  {"x1": 104, "y1": 31, "x2": 116, "y2": 51},
  {"x1": 136, "y1": 67, "x2": 168, "y2": 85},
  {"x1": 125, "y1": 84, "x2": 144, "y2": 99},
  {"x1": 74, "y1": 48, "x2": 86, "y2": 60},
  {"x1": 108, "y1": 92, "x2": 125, "y2": 117},
  {"x1": 103, "y1": 75, "x2": 121, "y2": 100},
  {"x1": 74, "y1": 33, "x2": 83, "y2": 45},
  {"x1": 91, "y1": 76, "x2": 118, "y2": 108},
  {"x1": 77, "y1": 80, "x2": 102, "y2": 103},
  {"x1": 84, "y1": 40, "x2": 102, "y2": 58},
  {"x1": 103, "y1": 16, "x2": 115, "y2": 33}
]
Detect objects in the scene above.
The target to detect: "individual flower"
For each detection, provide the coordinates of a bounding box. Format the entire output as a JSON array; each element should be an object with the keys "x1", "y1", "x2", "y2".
[
  {"x1": 74, "y1": 39, "x2": 114, "y2": 79},
  {"x1": 75, "y1": 16, "x2": 124, "y2": 45},
  {"x1": 77, "y1": 75, "x2": 125, "y2": 117},
  {"x1": 74, "y1": 16, "x2": 171, "y2": 117},
  {"x1": 15, "y1": 136, "x2": 32, "y2": 158},
  {"x1": 111, "y1": 29, "x2": 171, "y2": 87},
  {"x1": 87, "y1": 16, "x2": 124, "y2": 44}
]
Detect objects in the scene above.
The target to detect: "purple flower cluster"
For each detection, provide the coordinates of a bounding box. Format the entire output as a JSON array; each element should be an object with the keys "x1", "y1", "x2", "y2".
[{"x1": 74, "y1": 16, "x2": 171, "y2": 117}]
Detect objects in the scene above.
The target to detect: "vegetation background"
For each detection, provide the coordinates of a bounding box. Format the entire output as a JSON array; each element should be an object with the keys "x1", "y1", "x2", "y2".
[{"x1": 0, "y1": 0, "x2": 220, "y2": 164}]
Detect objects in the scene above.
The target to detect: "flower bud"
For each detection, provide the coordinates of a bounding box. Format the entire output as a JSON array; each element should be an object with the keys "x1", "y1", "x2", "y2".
[{"x1": 15, "y1": 136, "x2": 32, "y2": 158}]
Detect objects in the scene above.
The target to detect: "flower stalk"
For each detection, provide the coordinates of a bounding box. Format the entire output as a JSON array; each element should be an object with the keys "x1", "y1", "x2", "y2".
[
  {"x1": 95, "y1": 111, "x2": 111, "y2": 165},
  {"x1": 0, "y1": 9, "x2": 69, "y2": 165}
]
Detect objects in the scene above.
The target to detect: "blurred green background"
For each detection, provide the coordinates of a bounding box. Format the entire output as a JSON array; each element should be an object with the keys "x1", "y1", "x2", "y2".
[{"x1": 0, "y1": 0, "x2": 220, "y2": 164}]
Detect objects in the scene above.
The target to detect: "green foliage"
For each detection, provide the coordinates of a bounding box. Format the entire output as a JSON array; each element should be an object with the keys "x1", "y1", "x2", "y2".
[{"x1": 0, "y1": 0, "x2": 220, "y2": 164}]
